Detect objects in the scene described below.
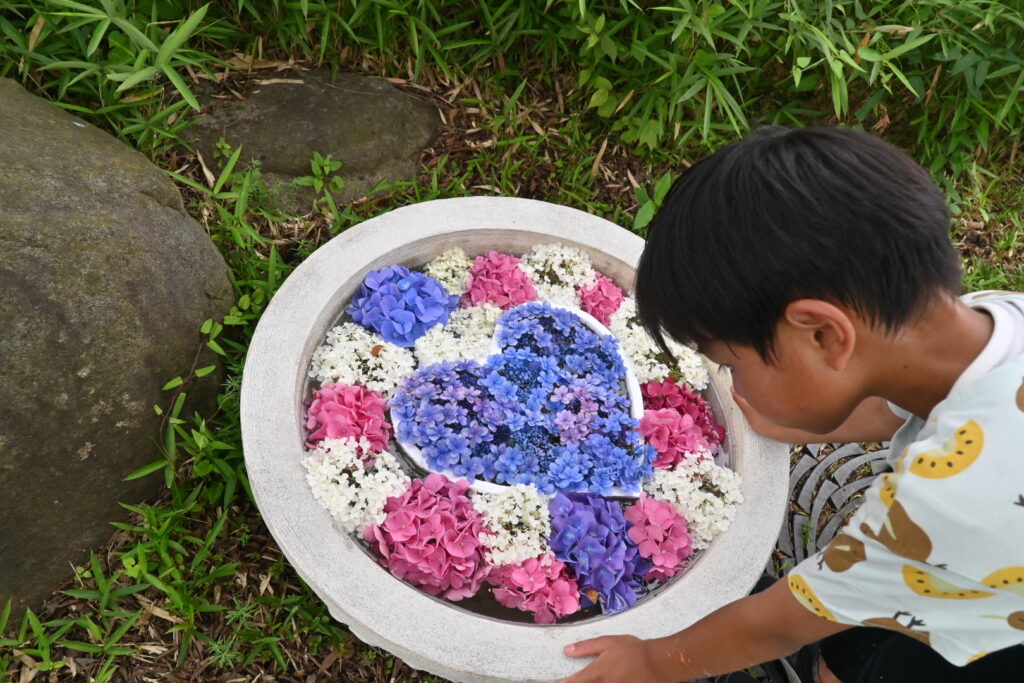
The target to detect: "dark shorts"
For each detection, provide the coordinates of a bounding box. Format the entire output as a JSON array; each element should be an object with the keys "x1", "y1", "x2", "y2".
[{"x1": 820, "y1": 627, "x2": 1024, "y2": 683}]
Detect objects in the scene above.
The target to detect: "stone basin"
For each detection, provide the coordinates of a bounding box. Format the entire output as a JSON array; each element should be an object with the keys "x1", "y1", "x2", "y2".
[{"x1": 241, "y1": 196, "x2": 788, "y2": 683}]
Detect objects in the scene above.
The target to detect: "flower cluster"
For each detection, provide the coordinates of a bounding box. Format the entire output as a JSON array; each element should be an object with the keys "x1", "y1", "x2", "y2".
[
  {"x1": 348, "y1": 265, "x2": 458, "y2": 346},
  {"x1": 414, "y1": 304, "x2": 502, "y2": 366},
  {"x1": 305, "y1": 383, "x2": 392, "y2": 452},
  {"x1": 488, "y1": 554, "x2": 580, "y2": 624},
  {"x1": 639, "y1": 408, "x2": 708, "y2": 470},
  {"x1": 642, "y1": 378, "x2": 726, "y2": 449},
  {"x1": 364, "y1": 474, "x2": 490, "y2": 600},
  {"x1": 549, "y1": 493, "x2": 650, "y2": 614},
  {"x1": 644, "y1": 457, "x2": 744, "y2": 551},
  {"x1": 519, "y1": 243, "x2": 596, "y2": 307},
  {"x1": 308, "y1": 322, "x2": 415, "y2": 397},
  {"x1": 393, "y1": 304, "x2": 655, "y2": 494},
  {"x1": 579, "y1": 274, "x2": 625, "y2": 326},
  {"x1": 424, "y1": 247, "x2": 474, "y2": 296},
  {"x1": 303, "y1": 438, "x2": 410, "y2": 533},
  {"x1": 462, "y1": 252, "x2": 536, "y2": 310},
  {"x1": 609, "y1": 298, "x2": 709, "y2": 389},
  {"x1": 472, "y1": 484, "x2": 551, "y2": 566},
  {"x1": 624, "y1": 495, "x2": 693, "y2": 581}
]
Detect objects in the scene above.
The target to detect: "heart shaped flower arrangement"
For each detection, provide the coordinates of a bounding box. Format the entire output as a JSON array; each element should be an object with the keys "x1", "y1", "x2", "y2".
[{"x1": 301, "y1": 243, "x2": 743, "y2": 623}]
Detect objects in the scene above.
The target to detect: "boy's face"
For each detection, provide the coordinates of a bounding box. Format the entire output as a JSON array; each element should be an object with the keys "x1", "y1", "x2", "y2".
[{"x1": 700, "y1": 336, "x2": 858, "y2": 435}]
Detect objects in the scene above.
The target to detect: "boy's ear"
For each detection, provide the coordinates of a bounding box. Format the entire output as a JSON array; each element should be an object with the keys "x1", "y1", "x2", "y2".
[{"x1": 781, "y1": 299, "x2": 856, "y2": 370}]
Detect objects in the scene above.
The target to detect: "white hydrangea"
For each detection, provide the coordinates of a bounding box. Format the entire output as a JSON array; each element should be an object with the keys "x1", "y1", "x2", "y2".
[
  {"x1": 520, "y1": 243, "x2": 596, "y2": 308},
  {"x1": 644, "y1": 457, "x2": 744, "y2": 551},
  {"x1": 303, "y1": 438, "x2": 411, "y2": 533},
  {"x1": 472, "y1": 484, "x2": 552, "y2": 566},
  {"x1": 308, "y1": 322, "x2": 416, "y2": 396},
  {"x1": 424, "y1": 247, "x2": 474, "y2": 296},
  {"x1": 610, "y1": 297, "x2": 709, "y2": 389},
  {"x1": 414, "y1": 304, "x2": 502, "y2": 365}
]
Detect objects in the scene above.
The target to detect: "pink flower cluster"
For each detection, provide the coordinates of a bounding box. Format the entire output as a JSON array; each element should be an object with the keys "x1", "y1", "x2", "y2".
[
  {"x1": 579, "y1": 274, "x2": 624, "y2": 326},
  {"x1": 624, "y1": 495, "x2": 693, "y2": 581},
  {"x1": 642, "y1": 378, "x2": 726, "y2": 448},
  {"x1": 305, "y1": 383, "x2": 392, "y2": 452},
  {"x1": 364, "y1": 474, "x2": 490, "y2": 600},
  {"x1": 461, "y1": 251, "x2": 537, "y2": 310},
  {"x1": 639, "y1": 408, "x2": 708, "y2": 469},
  {"x1": 488, "y1": 554, "x2": 581, "y2": 624}
]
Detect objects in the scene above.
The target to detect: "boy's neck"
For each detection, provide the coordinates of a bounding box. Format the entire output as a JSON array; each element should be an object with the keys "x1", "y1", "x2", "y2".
[{"x1": 865, "y1": 296, "x2": 994, "y2": 419}]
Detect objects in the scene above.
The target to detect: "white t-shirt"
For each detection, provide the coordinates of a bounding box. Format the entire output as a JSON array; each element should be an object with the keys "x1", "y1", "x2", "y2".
[{"x1": 789, "y1": 291, "x2": 1024, "y2": 665}]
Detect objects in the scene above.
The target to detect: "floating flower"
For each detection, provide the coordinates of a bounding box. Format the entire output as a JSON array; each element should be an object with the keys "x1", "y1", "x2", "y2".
[
  {"x1": 348, "y1": 265, "x2": 458, "y2": 347},
  {"x1": 642, "y1": 378, "x2": 726, "y2": 448},
  {"x1": 473, "y1": 484, "x2": 552, "y2": 566},
  {"x1": 462, "y1": 252, "x2": 537, "y2": 310},
  {"x1": 305, "y1": 383, "x2": 392, "y2": 452},
  {"x1": 488, "y1": 554, "x2": 581, "y2": 624},
  {"x1": 414, "y1": 304, "x2": 502, "y2": 366},
  {"x1": 364, "y1": 474, "x2": 490, "y2": 601},
  {"x1": 548, "y1": 493, "x2": 650, "y2": 615},
  {"x1": 638, "y1": 408, "x2": 708, "y2": 470},
  {"x1": 307, "y1": 322, "x2": 415, "y2": 397},
  {"x1": 579, "y1": 274, "x2": 625, "y2": 326},
  {"x1": 644, "y1": 458, "x2": 743, "y2": 551},
  {"x1": 624, "y1": 495, "x2": 693, "y2": 581},
  {"x1": 304, "y1": 438, "x2": 410, "y2": 533},
  {"x1": 520, "y1": 243, "x2": 595, "y2": 307},
  {"x1": 424, "y1": 247, "x2": 475, "y2": 296},
  {"x1": 610, "y1": 301, "x2": 709, "y2": 389}
]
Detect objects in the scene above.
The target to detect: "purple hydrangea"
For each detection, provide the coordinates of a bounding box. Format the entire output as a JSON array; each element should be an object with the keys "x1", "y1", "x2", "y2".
[
  {"x1": 347, "y1": 265, "x2": 458, "y2": 346},
  {"x1": 548, "y1": 493, "x2": 651, "y2": 615}
]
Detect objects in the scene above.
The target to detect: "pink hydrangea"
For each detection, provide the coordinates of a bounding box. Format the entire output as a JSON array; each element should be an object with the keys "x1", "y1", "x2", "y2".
[
  {"x1": 461, "y1": 251, "x2": 536, "y2": 310},
  {"x1": 364, "y1": 474, "x2": 490, "y2": 601},
  {"x1": 305, "y1": 383, "x2": 392, "y2": 452},
  {"x1": 642, "y1": 378, "x2": 726, "y2": 448},
  {"x1": 624, "y1": 495, "x2": 693, "y2": 581},
  {"x1": 579, "y1": 274, "x2": 624, "y2": 326},
  {"x1": 488, "y1": 554, "x2": 581, "y2": 624},
  {"x1": 639, "y1": 408, "x2": 708, "y2": 469}
]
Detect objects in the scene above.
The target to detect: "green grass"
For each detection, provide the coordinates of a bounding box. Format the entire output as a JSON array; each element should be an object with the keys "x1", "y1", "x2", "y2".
[{"x1": 1, "y1": 0, "x2": 1023, "y2": 679}]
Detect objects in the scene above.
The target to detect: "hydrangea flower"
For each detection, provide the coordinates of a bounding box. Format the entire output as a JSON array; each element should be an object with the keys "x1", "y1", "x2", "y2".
[
  {"x1": 642, "y1": 378, "x2": 726, "y2": 448},
  {"x1": 638, "y1": 408, "x2": 708, "y2": 470},
  {"x1": 519, "y1": 243, "x2": 595, "y2": 308},
  {"x1": 579, "y1": 274, "x2": 625, "y2": 326},
  {"x1": 472, "y1": 484, "x2": 552, "y2": 566},
  {"x1": 462, "y1": 252, "x2": 536, "y2": 310},
  {"x1": 548, "y1": 493, "x2": 650, "y2": 615},
  {"x1": 623, "y1": 495, "x2": 693, "y2": 581},
  {"x1": 488, "y1": 554, "x2": 581, "y2": 624},
  {"x1": 348, "y1": 265, "x2": 458, "y2": 346},
  {"x1": 307, "y1": 322, "x2": 415, "y2": 397},
  {"x1": 609, "y1": 297, "x2": 710, "y2": 389},
  {"x1": 414, "y1": 304, "x2": 502, "y2": 366},
  {"x1": 644, "y1": 458, "x2": 744, "y2": 550},
  {"x1": 303, "y1": 438, "x2": 410, "y2": 533},
  {"x1": 364, "y1": 474, "x2": 490, "y2": 601},
  {"x1": 424, "y1": 247, "x2": 474, "y2": 296},
  {"x1": 305, "y1": 383, "x2": 392, "y2": 452}
]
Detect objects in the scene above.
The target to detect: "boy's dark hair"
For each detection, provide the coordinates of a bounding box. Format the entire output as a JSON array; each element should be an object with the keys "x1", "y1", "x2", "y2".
[{"x1": 635, "y1": 125, "x2": 962, "y2": 359}]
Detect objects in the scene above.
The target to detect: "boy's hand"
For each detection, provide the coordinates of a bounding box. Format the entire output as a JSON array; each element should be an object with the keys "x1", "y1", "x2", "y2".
[{"x1": 561, "y1": 635, "x2": 673, "y2": 683}]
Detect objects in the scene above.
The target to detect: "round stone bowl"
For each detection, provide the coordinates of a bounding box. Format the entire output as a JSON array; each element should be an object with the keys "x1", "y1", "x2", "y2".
[{"x1": 241, "y1": 196, "x2": 788, "y2": 683}]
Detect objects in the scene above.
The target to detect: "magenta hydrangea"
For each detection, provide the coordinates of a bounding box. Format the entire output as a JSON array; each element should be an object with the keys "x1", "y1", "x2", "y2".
[
  {"x1": 624, "y1": 495, "x2": 693, "y2": 581},
  {"x1": 304, "y1": 383, "x2": 392, "y2": 452},
  {"x1": 638, "y1": 408, "x2": 708, "y2": 469},
  {"x1": 461, "y1": 251, "x2": 537, "y2": 310},
  {"x1": 642, "y1": 378, "x2": 726, "y2": 448},
  {"x1": 579, "y1": 274, "x2": 624, "y2": 326},
  {"x1": 364, "y1": 474, "x2": 490, "y2": 600},
  {"x1": 488, "y1": 554, "x2": 581, "y2": 624}
]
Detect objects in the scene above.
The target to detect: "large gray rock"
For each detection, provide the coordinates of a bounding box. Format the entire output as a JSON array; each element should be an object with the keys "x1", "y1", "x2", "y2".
[
  {"x1": 187, "y1": 70, "x2": 440, "y2": 210},
  {"x1": 0, "y1": 79, "x2": 234, "y2": 616}
]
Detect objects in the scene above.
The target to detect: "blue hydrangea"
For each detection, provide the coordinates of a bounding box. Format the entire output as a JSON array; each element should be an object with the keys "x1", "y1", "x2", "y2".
[{"x1": 347, "y1": 265, "x2": 458, "y2": 346}]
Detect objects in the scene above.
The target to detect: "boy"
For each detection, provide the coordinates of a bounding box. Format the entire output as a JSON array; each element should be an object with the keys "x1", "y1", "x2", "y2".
[{"x1": 561, "y1": 126, "x2": 1024, "y2": 682}]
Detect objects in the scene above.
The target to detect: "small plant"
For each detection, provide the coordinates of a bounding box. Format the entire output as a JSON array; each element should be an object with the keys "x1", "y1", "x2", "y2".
[{"x1": 295, "y1": 151, "x2": 345, "y2": 218}]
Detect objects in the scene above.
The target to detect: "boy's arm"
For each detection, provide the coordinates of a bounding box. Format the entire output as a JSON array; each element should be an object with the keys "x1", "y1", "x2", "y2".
[
  {"x1": 562, "y1": 579, "x2": 850, "y2": 682},
  {"x1": 734, "y1": 392, "x2": 907, "y2": 445}
]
